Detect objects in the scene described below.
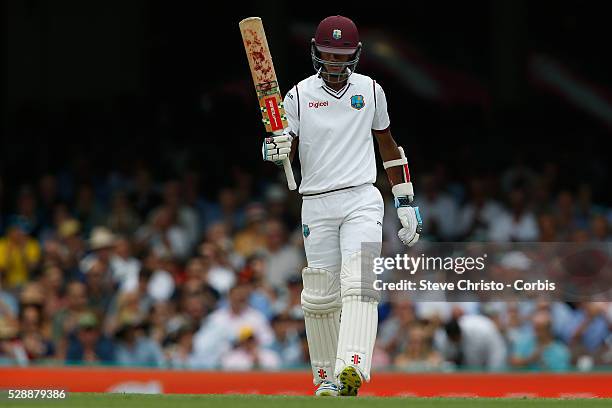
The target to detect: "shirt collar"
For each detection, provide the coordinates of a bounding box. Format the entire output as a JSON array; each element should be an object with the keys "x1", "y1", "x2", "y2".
[{"x1": 316, "y1": 73, "x2": 355, "y2": 89}]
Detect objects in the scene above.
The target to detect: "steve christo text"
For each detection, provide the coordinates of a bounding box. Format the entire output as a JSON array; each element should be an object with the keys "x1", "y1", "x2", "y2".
[{"x1": 374, "y1": 278, "x2": 556, "y2": 292}]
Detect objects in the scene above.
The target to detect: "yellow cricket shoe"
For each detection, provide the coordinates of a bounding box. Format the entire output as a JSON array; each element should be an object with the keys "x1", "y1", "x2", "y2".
[{"x1": 337, "y1": 365, "x2": 363, "y2": 396}]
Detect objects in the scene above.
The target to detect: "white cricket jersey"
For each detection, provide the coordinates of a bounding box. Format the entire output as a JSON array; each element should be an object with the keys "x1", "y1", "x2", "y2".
[{"x1": 284, "y1": 73, "x2": 391, "y2": 195}]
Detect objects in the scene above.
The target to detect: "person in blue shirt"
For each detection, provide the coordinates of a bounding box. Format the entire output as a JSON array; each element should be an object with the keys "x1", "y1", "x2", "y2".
[
  {"x1": 561, "y1": 302, "x2": 610, "y2": 354},
  {"x1": 510, "y1": 310, "x2": 571, "y2": 371},
  {"x1": 65, "y1": 312, "x2": 115, "y2": 364},
  {"x1": 114, "y1": 315, "x2": 165, "y2": 367}
]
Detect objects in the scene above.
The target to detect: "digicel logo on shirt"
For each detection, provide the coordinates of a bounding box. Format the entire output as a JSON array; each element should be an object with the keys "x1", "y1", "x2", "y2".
[{"x1": 308, "y1": 101, "x2": 329, "y2": 108}]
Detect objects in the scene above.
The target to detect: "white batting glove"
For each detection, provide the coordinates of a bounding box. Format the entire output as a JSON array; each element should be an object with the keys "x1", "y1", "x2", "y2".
[
  {"x1": 397, "y1": 206, "x2": 423, "y2": 246},
  {"x1": 262, "y1": 131, "x2": 293, "y2": 166},
  {"x1": 393, "y1": 182, "x2": 423, "y2": 247}
]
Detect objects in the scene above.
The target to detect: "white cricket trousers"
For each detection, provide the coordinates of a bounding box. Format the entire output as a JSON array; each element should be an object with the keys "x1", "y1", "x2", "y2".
[{"x1": 301, "y1": 183, "x2": 384, "y2": 271}]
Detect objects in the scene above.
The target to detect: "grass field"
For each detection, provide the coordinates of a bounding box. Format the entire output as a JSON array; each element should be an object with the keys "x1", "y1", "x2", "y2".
[{"x1": 2, "y1": 394, "x2": 612, "y2": 408}]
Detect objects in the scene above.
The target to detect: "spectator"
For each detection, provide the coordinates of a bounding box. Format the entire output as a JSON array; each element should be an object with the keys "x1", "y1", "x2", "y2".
[
  {"x1": 135, "y1": 206, "x2": 190, "y2": 261},
  {"x1": 0, "y1": 285, "x2": 19, "y2": 320},
  {"x1": 0, "y1": 216, "x2": 41, "y2": 289},
  {"x1": 220, "y1": 326, "x2": 281, "y2": 370},
  {"x1": 273, "y1": 275, "x2": 303, "y2": 320},
  {"x1": 236, "y1": 254, "x2": 274, "y2": 319},
  {"x1": 199, "y1": 241, "x2": 235, "y2": 295},
  {"x1": 458, "y1": 178, "x2": 504, "y2": 241},
  {"x1": 110, "y1": 236, "x2": 141, "y2": 293},
  {"x1": 0, "y1": 324, "x2": 27, "y2": 366},
  {"x1": 84, "y1": 259, "x2": 114, "y2": 315},
  {"x1": 52, "y1": 281, "x2": 88, "y2": 346},
  {"x1": 192, "y1": 283, "x2": 274, "y2": 368},
  {"x1": 180, "y1": 290, "x2": 209, "y2": 330},
  {"x1": 394, "y1": 322, "x2": 443, "y2": 371},
  {"x1": 40, "y1": 265, "x2": 64, "y2": 319},
  {"x1": 561, "y1": 302, "x2": 610, "y2": 357},
  {"x1": 264, "y1": 184, "x2": 296, "y2": 229},
  {"x1": 268, "y1": 315, "x2": 304, "y2": 368},
  {"x1": 19, "y1": 303, "x2": 55, "y2": 362},
  {"x1": 202, "y1": 187, "x2": 244, "y2": 233},
  {"x1": 484, "y1": 301, "x2": 531, "y2": 350},
  {"x1": 233, "y1": 203, "x2": 267, "y2": 258},
  {"x1": 182, "y1": 257, "x2": 219, "y2": 314},
  {"x1": 161, "y1": 180, "x2": 200, "y2": 250},
  {"x1": 106, "y1": 288, "x2": 151, "y2": 336},
  {"x1": 510, "y1": 310, "x2": 571, "y2": 371},
  {"x1": 56, "y1": 218, "x2": 85, "y2": 276},
  {"x1": 148, "y1": 301, "x2": 173, "y2": 345},
  {"x1": 114, "y1": 314, "x2": 165, "y2": 367},
  {"x1": 489, "y1": 185, "x2": 538, "y2": 242},
  {"x1": 261, "y1": 219, "x2": 304, "y2": 289},
  {"x1": 377, "y1": 299, "x2": 416, "y2": 361},
  {"x1": 165, "y1": 323, "x2": 198, "y2": 368},
  {"x1": 80, "y1": 226, "x2": 116, "y2": 276},
  {"x1": 439, "y1": 314, "x2": 507, "y2": 371},
  {"x1": 65, "y1": 312, "x2": 115, "y2": 364},
  {"x1": 204, "y1": 222, "x2": 240, "y2": 270}
]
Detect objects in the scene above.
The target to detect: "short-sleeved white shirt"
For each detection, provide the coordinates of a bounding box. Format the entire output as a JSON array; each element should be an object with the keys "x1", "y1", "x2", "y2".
[{"x1": 284, "y1": 73, "x2": 390, "y2": 195}]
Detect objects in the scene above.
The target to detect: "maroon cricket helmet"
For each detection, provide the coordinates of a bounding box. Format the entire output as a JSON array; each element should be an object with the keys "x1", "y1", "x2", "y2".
[
  {"x1": 311, "y1": 15, "x2": 362, "y2": 83},
  {"x1": 314, "y1": 15, "x2": 360, "y2": 55}
]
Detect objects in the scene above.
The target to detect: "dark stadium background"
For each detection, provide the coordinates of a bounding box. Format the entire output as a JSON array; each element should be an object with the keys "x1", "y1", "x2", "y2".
[{"x1": 2, "y1": 1, "x2": 610, "y2": 203}]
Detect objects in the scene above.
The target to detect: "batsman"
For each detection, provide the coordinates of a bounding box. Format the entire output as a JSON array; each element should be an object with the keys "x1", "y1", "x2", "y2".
[{"x1": 262, "y1": 15, "x2": 423, "y2": 396}]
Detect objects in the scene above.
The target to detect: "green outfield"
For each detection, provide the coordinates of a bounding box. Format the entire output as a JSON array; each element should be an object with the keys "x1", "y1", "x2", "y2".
[{"x1": 3, "y1": 394, "x2": 612, "y2": 408}]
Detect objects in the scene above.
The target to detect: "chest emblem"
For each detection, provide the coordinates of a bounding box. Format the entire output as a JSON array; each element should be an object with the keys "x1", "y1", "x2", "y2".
[{"x1": 350, "y1": 95, "x2": 365, "y2": 110}]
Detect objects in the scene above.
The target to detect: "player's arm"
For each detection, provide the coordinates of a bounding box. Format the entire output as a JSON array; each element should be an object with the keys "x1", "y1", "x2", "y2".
[
  {"x1": 371, "y1": 79, "x2": 422, "y2": 246},
  {"x1": 374, "y1": 128, "x2": 422, "y2": 246},
  {"x1": 373, "y1": 129, "x2": 403, "y2": 185}
]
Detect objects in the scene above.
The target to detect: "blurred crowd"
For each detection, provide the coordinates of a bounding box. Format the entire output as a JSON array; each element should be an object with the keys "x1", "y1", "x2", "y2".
[{"x1": 0, "y1": 160, "x2": 611, "y2": 371}]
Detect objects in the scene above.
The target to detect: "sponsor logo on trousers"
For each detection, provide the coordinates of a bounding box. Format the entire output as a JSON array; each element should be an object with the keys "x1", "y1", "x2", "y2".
[{"x1": 308, "y1": 101, "x2": 329, "y2": 108}]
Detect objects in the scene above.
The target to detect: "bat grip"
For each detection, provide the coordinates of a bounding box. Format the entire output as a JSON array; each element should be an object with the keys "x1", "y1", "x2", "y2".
[{"x1": 282, "y1": 157, "x2": 297, "y2": 191}]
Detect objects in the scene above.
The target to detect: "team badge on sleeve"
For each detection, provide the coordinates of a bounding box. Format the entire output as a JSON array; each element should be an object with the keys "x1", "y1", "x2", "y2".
[
  {"x1": 302, "y1": 224, "x2": 310, "y2": 238},
  {"x1": 350, "y1": 95, "x2": 365, "y2": 110}
]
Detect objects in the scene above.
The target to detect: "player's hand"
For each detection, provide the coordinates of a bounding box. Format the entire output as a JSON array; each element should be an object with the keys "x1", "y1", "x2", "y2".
[
  {"x1": 397, "y1": 205, "x2": 423, "y2": 246},
  {"x1": 262, "y1": 132, "x2": 293, "y2": 166}
]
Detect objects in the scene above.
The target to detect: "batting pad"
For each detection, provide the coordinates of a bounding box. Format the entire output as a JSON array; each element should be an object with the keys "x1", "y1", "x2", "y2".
[
  {"x1": 335, "y1": 295, "x2": 378, "y2": 381},
  {"x1": 301, "y1": 267, "x2": 342, "y2": 385}
]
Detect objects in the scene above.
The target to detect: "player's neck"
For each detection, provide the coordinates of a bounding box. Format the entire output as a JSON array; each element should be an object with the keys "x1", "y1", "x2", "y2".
[{"x1": 324, "y1": 79, "x2": 347, "y2": 92}]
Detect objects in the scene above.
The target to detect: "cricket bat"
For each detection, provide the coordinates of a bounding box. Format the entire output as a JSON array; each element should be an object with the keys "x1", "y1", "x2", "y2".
[{"x1": 239, "y1": 17, "x2": 297, "y2": 191}]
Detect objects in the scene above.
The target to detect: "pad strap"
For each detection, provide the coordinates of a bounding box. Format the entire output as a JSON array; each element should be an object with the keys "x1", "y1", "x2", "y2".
[
  {"x1": 382, "y1": 157, "x2": 407, "y2": 169},
  {"x1": 383, "y1": 146, "x2": 411, "y2": 183}
]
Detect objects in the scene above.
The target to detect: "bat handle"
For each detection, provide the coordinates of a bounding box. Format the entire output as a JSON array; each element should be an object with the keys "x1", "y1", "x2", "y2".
[{"x1": 282, "y1": 157, "x2": 297, "y2": 191}]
